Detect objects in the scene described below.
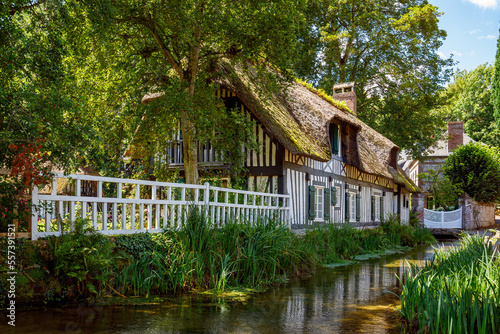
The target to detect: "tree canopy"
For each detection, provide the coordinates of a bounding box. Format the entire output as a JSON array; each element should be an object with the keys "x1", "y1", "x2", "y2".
[
  {"x1": 1, "y1": 0, "x2": 456, "y2": 185},
  {"x1": 492, "y1": 29, "x2": 500, "y2": 129},
  {"x1": 68, "y1": 0, "x2": 307, "y2": 184},
  {"x1": 435, "y1": 64, "x2": 500, "y2": 148},
  {"x1": 294, "y1": 0, "x2": 453, "y2": 158}
]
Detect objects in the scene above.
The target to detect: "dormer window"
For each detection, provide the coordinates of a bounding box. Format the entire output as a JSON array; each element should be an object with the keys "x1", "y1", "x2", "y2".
[
  {"x1": 389, "y1": 147, "x2": 398, "y2": 169},
  {"x1": 329, "y1": 123, "x2": 339, "y2": 156},
  {"x1": 341, "y1": 123, "x2": 349, "y2": 163}
]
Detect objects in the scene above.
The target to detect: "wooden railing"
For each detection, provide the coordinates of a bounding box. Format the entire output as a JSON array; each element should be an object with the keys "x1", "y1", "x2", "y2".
[
  {"x1": 167, "y1": 140, "x2": 226, "y2": 167},
  {"x1": 31, "y1": 174, "x2": 290, "y2": 240}
]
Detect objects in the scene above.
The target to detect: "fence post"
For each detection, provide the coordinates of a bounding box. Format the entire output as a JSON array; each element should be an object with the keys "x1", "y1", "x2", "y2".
[
  {"x1": 204, "y1": 182, "x2": 210, "y2": 213},
  {"x1": 441, "y1": 210, "x2": 444, "y2": 229},
  {"x1": 31, "y1": 186, "x2": 39, "y2": 241}
]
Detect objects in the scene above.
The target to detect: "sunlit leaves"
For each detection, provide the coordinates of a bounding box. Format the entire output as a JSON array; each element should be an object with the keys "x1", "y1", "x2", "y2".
[
  {"x1": 437, "y1": 64, "x2": 500, "y2": 148},
  {"x1": 294, "y1": 0, "x2": 453, "y2": 158}
]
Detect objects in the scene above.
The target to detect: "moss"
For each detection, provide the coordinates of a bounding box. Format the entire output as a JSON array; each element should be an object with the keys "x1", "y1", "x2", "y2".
[
  {"x1": 392, "y1": 165, "x2": 420, "y2": 193},
  {"x1": 295, "y1": 78, "x2": 354, "y2": 115}
]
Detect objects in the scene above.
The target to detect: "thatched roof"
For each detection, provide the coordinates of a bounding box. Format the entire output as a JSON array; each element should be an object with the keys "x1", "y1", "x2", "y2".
[{"x1": 142, "y1": 60, "x2": 419, "y2": 192}]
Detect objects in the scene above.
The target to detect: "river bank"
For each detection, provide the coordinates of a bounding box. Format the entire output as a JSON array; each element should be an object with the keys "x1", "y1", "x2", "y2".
[
  {"x1": 0, "y1": 212, "x2": 435, "y2": 311},
  {"x1": 1, "y1": 240, "x2": 443, "y2": 334}
]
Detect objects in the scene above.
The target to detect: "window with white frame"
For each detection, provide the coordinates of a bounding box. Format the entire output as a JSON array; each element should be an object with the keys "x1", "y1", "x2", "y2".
[
  {"x1": 315, "y1": 186, "x2": 324, "y2": 220},
  {"x1": 350, "y1": 192, "x2": 356, "y2": 222},
  {"x1": 375, "y1": 196, "x2": 381, "y2": 221}
]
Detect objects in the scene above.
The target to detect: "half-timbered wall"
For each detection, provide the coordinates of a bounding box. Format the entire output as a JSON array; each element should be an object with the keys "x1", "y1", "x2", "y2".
[
  {"x1": 283, "y1": 145, "x2": 407, "y2": 226},
  {"x1": 217, "y1": 90, "x2": 283, "y2": 173},
  {"x1": 248, "y1": 175, "x2": 280, "y2": 194},
  {"x1": 285, "y1": 168, "x2": 310, "y2": 226}
]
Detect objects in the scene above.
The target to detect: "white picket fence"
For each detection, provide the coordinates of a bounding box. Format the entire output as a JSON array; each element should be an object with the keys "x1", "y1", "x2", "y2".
[
  {"x1": 423, "y1": 207, "x2": 462, "y2": 229},
  {"x1": 31, "y1": 173, "x2": 290, "y2": 240}
]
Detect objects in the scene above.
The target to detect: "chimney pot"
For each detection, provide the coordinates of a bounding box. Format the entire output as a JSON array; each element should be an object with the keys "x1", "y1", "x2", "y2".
[{"x1": 333, "y1": 82, "x2": 356, "y2": 115}]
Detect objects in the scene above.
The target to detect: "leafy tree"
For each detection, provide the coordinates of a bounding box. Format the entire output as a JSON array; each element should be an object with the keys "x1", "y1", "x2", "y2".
[
  {"x1": 294, "y1": 0, "x2": 453, "y2": 158},
  {"x1": 492, "y1": 29, "x2": 500, "y2": 129},
  {"x1": 443, "y1": 143, "x2": 500, "y2": 204},
  {"x1": 418, "y1": 168, "x2": 460, "y2": 209},
  {"x1": 436, "y1": 65, "x2": 500, "y2": 147},
  {"x1": 62, "y1": 0, "x2": 306, "y2": 184},
  {"x1": 0, "y1": 1, "x2": 123, "y2": 180}
]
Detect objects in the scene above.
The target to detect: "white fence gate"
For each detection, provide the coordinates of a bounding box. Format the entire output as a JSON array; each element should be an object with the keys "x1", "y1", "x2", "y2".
[
  {"x1": 31, "y1": 173, "x2": 290, "y2": 240},
  {"x1": 423, "y1": 207, "x2": 462, "y2": 229}
]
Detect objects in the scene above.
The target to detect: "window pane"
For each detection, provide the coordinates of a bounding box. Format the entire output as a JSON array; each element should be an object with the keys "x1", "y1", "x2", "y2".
[
  {"x1": 350, "y1": 194, "x2": 356, "y2": 221},
  {"x1": 315, "y1": 187, "x2": 324, "y2": 220}
]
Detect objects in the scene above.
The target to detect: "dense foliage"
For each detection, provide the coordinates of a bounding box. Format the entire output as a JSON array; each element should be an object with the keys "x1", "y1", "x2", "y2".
[
  {"x1": 1, "y1": 0, "x2": 455, "y2": 182},
  {"x1": 493, "y1": 29, "x2": 500, "y2": 130},
  {"x1": 399, "y1": 234, "x2": 500, "y2": 333},
  {"x1": 294, "y1": 0, "x2": 453, "y2": 158},
  {"x1": 0, "y1": 1, "x2": 107, "y2": 175},
  {"x1": 0, "y1": 176, "x2": 31, "y2": 232},
  {"x1": 418, "y1": 168, "x2": 460, "y2": 210},
  {"x1": 437, "y1": 64, "x2": 500, "y2": 147},
  {"x1": 443, "y1": 142, "x2": 500, "y2": 204}
]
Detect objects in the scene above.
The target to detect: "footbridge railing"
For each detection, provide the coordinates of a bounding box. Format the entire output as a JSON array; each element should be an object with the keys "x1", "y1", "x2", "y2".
[{"x1": 31, "y1": 173, "x2": 290, "y2": 240}]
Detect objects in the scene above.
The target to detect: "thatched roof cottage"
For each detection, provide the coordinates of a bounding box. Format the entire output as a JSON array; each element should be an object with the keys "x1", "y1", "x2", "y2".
[{"x1": 141, "y1": 61, "x2": 418, "y2": 227}]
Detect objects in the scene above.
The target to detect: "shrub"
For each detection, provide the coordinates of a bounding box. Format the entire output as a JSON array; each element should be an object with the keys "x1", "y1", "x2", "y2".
[
  {"x1": 0, "y1": 176, "x2": 31, "y2": 232},
  {"x1": 444, "y1": 142, "x2": 500, "y2": 203},
  {"x1": 50, "y1": 219, "x2": 114, "y2": 299}
]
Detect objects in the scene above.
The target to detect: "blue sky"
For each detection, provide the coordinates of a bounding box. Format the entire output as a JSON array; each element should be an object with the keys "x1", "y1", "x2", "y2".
[{"x1": 432, "y1": 0, "x2": 500, "y2": 73}]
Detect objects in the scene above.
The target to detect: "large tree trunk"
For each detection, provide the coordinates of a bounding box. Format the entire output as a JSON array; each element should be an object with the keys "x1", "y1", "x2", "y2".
[
  {"x1": 182, "y1": 29, "x2": 202, "y2": 185},
  {"x1": 180, "y1": 111, "x2": 199, "y2": 185}
]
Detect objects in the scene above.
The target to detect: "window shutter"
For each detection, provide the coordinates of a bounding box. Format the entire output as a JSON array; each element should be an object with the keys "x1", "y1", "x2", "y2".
[
  {"x1": 371, "y1": 196, "x2": 375, "y2": 221},
  {"x1": 332, "y1": 124, "x2": 339, "y2": 155},
  {"x1": 380, "y1": 197, "x2": 384, "y2": 222},
  {"x1": 324, "y1": 188, "x2": 331, "y2": 221},
  {"x1": 345, "y1": 192, "x2": 350, "y2": 222},
  {"x1": 308, "y1": 185, "x2": 316, "y2": 220},
  {"x1": 356, "y1": 194, "x2": 361, "y2": 222},
  {"x1": 331, "y1": 187, "x2": 337, "y2": 206}
]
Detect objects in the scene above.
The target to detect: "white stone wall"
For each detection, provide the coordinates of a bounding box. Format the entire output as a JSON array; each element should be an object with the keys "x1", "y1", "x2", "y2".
[{"x1": 460, "y1": 194, "x2": 496, "y2": 229}]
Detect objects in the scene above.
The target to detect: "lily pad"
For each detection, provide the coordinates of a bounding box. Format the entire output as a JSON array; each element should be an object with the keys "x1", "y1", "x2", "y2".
[
  {"x1": 354, "y1": 254, "x2": 381, "y2": 260},
  {"x1": 323, "y1": 261, "x2": 354, "y2": 268}
]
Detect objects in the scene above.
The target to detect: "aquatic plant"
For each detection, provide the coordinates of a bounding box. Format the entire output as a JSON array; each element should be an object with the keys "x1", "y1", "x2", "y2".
[{"x1": 399, "y1": 233, "x2": 500, "y2": 333}]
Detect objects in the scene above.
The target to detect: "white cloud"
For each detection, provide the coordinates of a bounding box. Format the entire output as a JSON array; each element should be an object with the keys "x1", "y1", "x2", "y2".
[
  {"x1": 469, "y1": 29, "x2": 481, "y2": 35},
  {"x1": 478, "y1": 34, "x2": 497, "y2": 39},
  {"x1": 451, "y1": 51, "x2": 463, "y2": 57},
  {"x1": 471, "y1": 50, "x2": 477, "y2": 56},
  {"x1": 437, "y1": 51, "x2": 446, "y2": 59},
  {"x1": 464, "y1": 0, "x2": 497, "y2": 9}
]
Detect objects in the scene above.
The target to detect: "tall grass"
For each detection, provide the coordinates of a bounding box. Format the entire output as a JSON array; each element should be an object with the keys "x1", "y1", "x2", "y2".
[
  {"x1": 37, "y1": 211, "x2": 435, "y2": 303},
  {"x1": 115, "y1": 210, "x2": 310, "y2": 295},
  {"x1": 399, "y1": 233, "x2": 500, "y2": 333},
  {"x1": 300, "y1": 216, "x2": 436, "y2": 264}
]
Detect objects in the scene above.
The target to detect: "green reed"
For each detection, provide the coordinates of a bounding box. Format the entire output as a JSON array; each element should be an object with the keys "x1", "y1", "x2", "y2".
[
  {"x1": 52, "y1": 211, "x2": 435, "y2": 300},
  {"x1": 399, "y1": 233, "x2": 500, "y2": 333}
]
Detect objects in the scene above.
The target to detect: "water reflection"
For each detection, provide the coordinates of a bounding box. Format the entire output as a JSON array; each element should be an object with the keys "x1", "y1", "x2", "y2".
[{"x1": 2, "y1": 243, "x2": 452, "y2": 334}]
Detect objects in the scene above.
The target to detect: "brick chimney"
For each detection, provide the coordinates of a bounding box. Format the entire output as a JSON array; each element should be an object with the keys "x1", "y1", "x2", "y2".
[
  {"x1": 448, "y1": 121, "x2": 464, "y2": 152},
  {"x1": 333, "y1": 82, "x2": 356, "y2": 115}
]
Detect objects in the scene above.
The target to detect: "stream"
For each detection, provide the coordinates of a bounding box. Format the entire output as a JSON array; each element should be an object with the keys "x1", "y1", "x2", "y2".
[{"x1": 2, "y1": 242, "x2": 454, "y2": 333}]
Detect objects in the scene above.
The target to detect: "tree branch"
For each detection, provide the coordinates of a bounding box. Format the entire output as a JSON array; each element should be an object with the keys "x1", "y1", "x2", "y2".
[{"x1": 9, "y1": 0, "x2": 48, "y2": 15}]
